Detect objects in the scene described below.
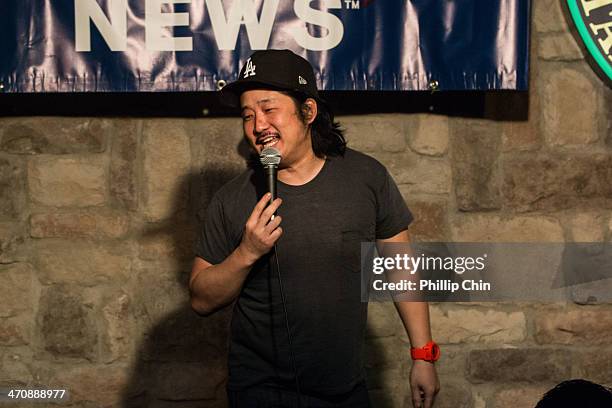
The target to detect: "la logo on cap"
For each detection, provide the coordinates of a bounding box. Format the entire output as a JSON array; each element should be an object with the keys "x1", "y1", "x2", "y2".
[
  {"x1": 244, "y1": 58, "x2": 256, "y2": 78},
  {"x1": 298, "y1": 76, "x2": 307, "y2": 85}
]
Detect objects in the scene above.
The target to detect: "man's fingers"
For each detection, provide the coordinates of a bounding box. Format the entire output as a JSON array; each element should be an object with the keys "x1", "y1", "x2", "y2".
[
  {"x1": 411, "y1": 386, "x2": 423, "y2": 408},
  {"x1": 423, "y1": 393, "x2": 434, "y2": 408},
  {"x1": 247, "y1": 193, "x2": 272, "y2": 225},
  {"x1": 269, "y1": 226, "x2": 283, "y2": 242},
  {"x1": 259, "y1": 198, "x2": 282, "y2": 226},
  {"x1": 264, "y1": 215, "x2": 282, "y2": 234}
]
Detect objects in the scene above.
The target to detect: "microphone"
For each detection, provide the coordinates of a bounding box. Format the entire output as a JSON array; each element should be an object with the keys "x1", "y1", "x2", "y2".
[{"x1": 259, "y1": 147, "x2": 281, "y2": 208}]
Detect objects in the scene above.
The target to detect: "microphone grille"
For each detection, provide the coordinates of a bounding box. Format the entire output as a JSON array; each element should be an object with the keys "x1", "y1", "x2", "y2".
[{"x1": 259, "y1": 147, "x2": 281, "y2": 167}]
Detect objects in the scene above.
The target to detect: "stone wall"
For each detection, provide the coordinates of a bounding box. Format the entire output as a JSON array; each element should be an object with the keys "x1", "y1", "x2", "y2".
[{"x1": 1, "y1": 1, "x2": 611, "y2": 407}]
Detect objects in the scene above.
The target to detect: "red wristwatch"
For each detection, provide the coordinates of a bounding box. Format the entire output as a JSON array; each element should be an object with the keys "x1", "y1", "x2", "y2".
[{"x1": 410, "y1": 341, "x2": 440, "y2": 363}]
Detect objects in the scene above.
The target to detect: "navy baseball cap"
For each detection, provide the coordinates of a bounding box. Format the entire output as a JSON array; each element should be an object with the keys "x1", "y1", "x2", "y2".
[{"x1": 220, "y1": 49, "x2": 320, "y2": 106}]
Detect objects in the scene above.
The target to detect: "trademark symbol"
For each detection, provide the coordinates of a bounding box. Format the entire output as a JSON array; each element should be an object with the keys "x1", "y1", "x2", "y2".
[{"x1": 344, "y1": 0, "x2": 360, "y2": 9}]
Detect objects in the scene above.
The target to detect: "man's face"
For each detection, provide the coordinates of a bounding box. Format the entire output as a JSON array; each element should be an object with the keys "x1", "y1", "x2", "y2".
[{"x1": 240, "y1": 89, "x2": 312, "y2": 166}]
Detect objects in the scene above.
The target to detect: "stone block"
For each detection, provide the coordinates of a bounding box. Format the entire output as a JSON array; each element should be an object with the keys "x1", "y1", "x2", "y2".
[
  {"x1": 539, "y1": 32, "x2": 584, "y2": 61},
  {"x1": 398, "y1": 160, "x2": 451, "y2": 196},
  {"x1": 375, "y1": 115, "x2": 407, "y2": 153},
  {"x1": 188, "y1": 117, "x2": 246, "y2": 168},
  {"x1": 150, "y1": 362, "x2": 226, "y2": 400},
  {"x1": 0, "y1": 222, "x2": 27, "y2": 263},
  {"x1": 33, "y1": 240, "x2": 131, "y2": 286},
  {"x1": 188, "y1": 117, "x2": 241, "y2": 142},
  {"x1": 534, "y1": 0, "x2": 568, "y2": 33},
  {"x1": 27, "y1": 155, "x2": 107, "y2": 207},
  {"x1": 576, "y1": 350, "x2": 612, "y2": 385},
  {"x1": 375, "y1": 151, "x2": 450, "y2": 195},
  {"x1": 143, "y1": 120, "x2": 191, "y2": 221},
  {"x1": 542, "y1": 68, "x2": 600, "y2": 146},
  {"x1": 40, "y1": 285, "x2": 98, "y2": 359},
  {"x1": 450, "y1": 120, "x2": 502, "y2": 211},
  {"x1": 0, "y1": 317, "x2": 31, "y2": 346},
  {"x1": 0, "y1": 264, "x2": 35, "y2": 347},
  {"x1": 451, "y1": 214, "x2": 564, "y2": 242},
  {"x1": 343, "y1": 115, "x2": 407, "y2": 153},
  {"x1": 501, "y1": 33, "x2": 542, "y2": 153},
  {"x1": 502, "y1": 153, "x2": 612, "y2": 212},
  {"x1": 409, "y1": 114, "x2": 449, "y2": 156},
  {"x1": 534, "y1": 306, "x2": 612, "y2": 345},
  {"x1": 137, "y1": 219, "x2": 196, "y2": 262},
  {"x1": 0, "y1": 155, "x2": 26, "y2": 220},
  {"x1": 51, "y1": 364, "x2": 132, "y2": 407},
  {"x1": 501, "y1": 106, "x2": 541, "y2": 152},
  {"x1": 405, "y1": 200, "x2": 447, "y2": 241},
  {"x1": 473, "y1": 392, "x2": 486, "y2": 408},
  {"x1": 0, "y1": 263, "x2": 37, "y2": 318},
  {"x1": 429, "y1": 346, "x2": 466, "y2": 377},
  {"x1": 30, "y1": 210, "x2": 129, "y2": 239},
  {"x1": 568, "y1": 213, "x2": 606, "y2": 242},
  {"x1": 468, "y1": 348, "x2": 571, "y2": 383},
  {"x1": 493, "y1": 386, "x2": 549, "y2": 408},
  {"x1": 0, "y1": 349, "x2": 34, "y2": 385},
  {"x1": 366, "y1": 302, "x2": 401, "y2": 338},
  {"x1": 102, "y1": 293, "x2": 131, "y2": 362},
  {"x1": 430, "y1": 306, "x2": 526, "y2": 344},
  {"x1": 110, "y1": 119, "x2": 139, "y2": 210},
  {"x1": 0, "y1": 118, "x2": 107, "y2": 155},
  {"x1": 132, "y1": 269, "x2": 187, "y2": 326}
]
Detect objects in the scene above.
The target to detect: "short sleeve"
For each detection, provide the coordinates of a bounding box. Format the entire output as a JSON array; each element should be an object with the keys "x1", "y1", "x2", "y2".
[
  {"x1": 375, "y1": 168, "x2": 414, "y2": 239},
  {"x1": 194, "y1": 195, "x2": 234, "y2": 265}
]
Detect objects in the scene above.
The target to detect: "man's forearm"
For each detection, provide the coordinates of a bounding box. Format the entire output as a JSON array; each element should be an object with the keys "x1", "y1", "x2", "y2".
[
  {"x1": 376, "y1": 230, "x2": 433, "y2": 347},
  {"x1": 189, "y1": 245, "x2": 257, "y2": 315},
  {"x1": 394, "y1": 301, "x2": 432, "y2": 347}
]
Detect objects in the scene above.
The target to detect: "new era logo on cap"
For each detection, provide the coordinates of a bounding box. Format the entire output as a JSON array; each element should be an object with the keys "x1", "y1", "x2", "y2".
[{"x1": 298, "y1": 76, "x2": 308, "y2": 85}]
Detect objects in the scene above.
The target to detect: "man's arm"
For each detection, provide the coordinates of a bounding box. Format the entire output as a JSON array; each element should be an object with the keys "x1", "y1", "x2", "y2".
[
  {"x1": 189, "y1": 249, "x2": 255, "y2": 315},
  {"x1": 376, "y1": 229, "x2": 440, "y2": 408},
  {"x1": 189, "y1": 193, "x2": 282, "y2": 315}
]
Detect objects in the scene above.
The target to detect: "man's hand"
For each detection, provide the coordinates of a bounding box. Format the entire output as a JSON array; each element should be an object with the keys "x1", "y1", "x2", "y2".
[
  {"x1": 410, "y1": 360, "x2": 440, "y2": 408},
  {"x1": 238, "y1": 193, "x2": 283, "y2": 263}
]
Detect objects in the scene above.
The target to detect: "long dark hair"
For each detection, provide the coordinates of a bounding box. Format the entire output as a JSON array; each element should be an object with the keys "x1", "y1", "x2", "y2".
[{"x1": 285, "y1": 91, "x2": 346, "y2": 158}]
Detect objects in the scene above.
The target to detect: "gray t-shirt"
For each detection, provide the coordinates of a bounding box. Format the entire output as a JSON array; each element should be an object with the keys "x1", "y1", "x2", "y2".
[{"x1": 195, "y1": 148, "x2": 413, "y2": 396}]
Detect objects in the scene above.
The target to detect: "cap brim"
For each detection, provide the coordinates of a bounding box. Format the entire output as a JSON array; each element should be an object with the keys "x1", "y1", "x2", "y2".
[
  {"x1": 219, "y1": 80, "x2": 290, "y2": 108},
  {"x1": 219, "y1": 78, "x2": 322, "y2": 109}
]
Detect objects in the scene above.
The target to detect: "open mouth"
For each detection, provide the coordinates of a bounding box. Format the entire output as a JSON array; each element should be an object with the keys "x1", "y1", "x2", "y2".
[{"x1": 257, "y1": 135, "x2": 280, "y2": 149}]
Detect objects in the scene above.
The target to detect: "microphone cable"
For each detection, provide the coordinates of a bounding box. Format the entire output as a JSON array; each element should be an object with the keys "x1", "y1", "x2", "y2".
[
  {"x1": 260, "y1": 147, "x2": 302, "y2": 406},
  {"x1": 272, "y1": 242, "x2": 303, "y2": 408}
]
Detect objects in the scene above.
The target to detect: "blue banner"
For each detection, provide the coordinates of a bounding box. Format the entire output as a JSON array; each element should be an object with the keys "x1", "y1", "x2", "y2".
[{"x1": 0, "y1": 0, "x2": 531, "y2": 93}]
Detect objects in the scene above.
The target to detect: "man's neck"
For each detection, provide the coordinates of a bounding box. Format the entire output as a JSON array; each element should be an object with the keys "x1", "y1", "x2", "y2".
[{"x1": 278, "y1": 152, "x2": 326, "y2": 186}]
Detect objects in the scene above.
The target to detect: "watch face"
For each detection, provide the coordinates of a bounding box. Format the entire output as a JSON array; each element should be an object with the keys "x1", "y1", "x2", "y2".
[{"x1": 431, "y1": 344, "x2": 440, "y2": 360}]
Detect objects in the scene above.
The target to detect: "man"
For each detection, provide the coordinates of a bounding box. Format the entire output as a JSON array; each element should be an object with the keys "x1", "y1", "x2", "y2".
[{"x1": 190, "y1": 49, "x2": 439, "y2": 408}]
